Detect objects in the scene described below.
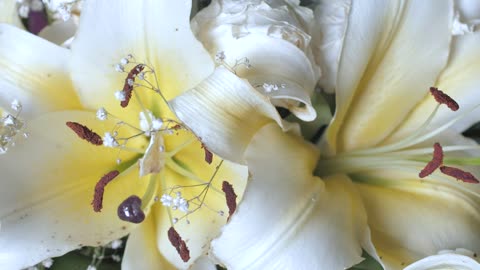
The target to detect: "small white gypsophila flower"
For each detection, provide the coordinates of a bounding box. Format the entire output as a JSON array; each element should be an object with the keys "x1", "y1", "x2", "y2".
[
  {"x1": 120, "y1": 57, "x2": 129, "y2": 65},
  {"x1": 137, "y1": 72, "x2": 145, "y2": 80},
  {"x1": 262, "y1": 83, "x2": 279, "y2": 93},
  {"x1": 127, "y1": 78, "x2": 134, "y2": 87},
  {"x1": 114, "y1": 63, "x2": 124, "y2": 73},
  {"x1": 178, "y1": 199, "x2": 189, "y2": 213},
  {"x1": 18, "y1": 4, "x2": 29, "y2": 18},
  {"x1": 215, "y1": 51, "x2": 226, "y2": 62},
  {"x1": 10, "y1": 99, "x2": 21, "y2": 112},
  {"x1": 41, "y1": 258, "x2": 54, "y2": 268},
  {"x1": 111, "y1": 254, "x2": 121, "y2": 262},
  {"x1": 110, "y1": 239, "x2": 123, "y2": 249},
  {"x1": 96, "y1": 107, "x2": 108, "y2": 121},
  {"x1": 57, "y1": 3, "x2": 72, "y2": 21},
  {"x1": 103, "y1": 132, "x2": 119, "y2": 148},
  {"x1": 151, "y1": 118, "x2": 163, "y2": 131},
  {"x1": 114, "y1": 90, "x2": 126, "y2": 102},
  {"x1": 30, "y1": 0, "x2": 43, "y2": 11},
  {"x1": 160, "y1": 194, "x2": 173, "y2": 207},
  {"x1": 86, "y1": 265, "x2": 97, "y2": 270},
  {"x1": 3, "y1": 115, "x2": 16, "y2": 126}
]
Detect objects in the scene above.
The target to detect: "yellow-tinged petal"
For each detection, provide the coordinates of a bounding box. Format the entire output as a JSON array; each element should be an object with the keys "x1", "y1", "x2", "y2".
[
  {"x1": 0, "y1": 24, "x2": 81, "y2": 119},
  {"x1": 353, "y1": 172, "x2": 480, "y2": 270},
  {"x1": 0, "y1": 111, "x2": 148, "y2": 269},
  {"x1": 155, "y1": 131, "x2": 248, "y2": 269},
  {"x1": 122, "y1": 215, "x2": 174, "y2": 270},
  {"x1": 385, "y1": 32, "x2": 480, "y2": 144},
  {"x1": 404, "y1": 253, "x2": 480, "y2": 270},
  {"x1": 210, "y1": 123, "x2": 375, "y2": 270},
  {"x1": 0, "y1": 0, "x2": 23, "y2": 29},
  {"x1": 70, "y1": 0, "x2": 214, "y2": 124},
  {"x1": 324, "y1": 0, "x2": 453, "y2": 153},
  {"x1": 170, "y1": 67, "x2": 283, "y2": 164}
]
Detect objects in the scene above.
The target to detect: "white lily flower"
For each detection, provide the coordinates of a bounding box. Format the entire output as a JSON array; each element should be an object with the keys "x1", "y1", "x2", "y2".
[
  {"x1": 178, "y1": 1, "x2": 480, "y2": 270},
  {"x1": 191, "y1": 0, "x2": 320, "y2": 121},
  {"x1": 312, "y1": 0, "x2": 480, "y2": 269},
  {"x1": 0, "y1": 0, "x2": 314, "y2": 268}
]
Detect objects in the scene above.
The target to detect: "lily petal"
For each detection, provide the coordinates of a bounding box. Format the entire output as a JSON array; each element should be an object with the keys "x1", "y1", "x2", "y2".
[
  {"x1": 353, "y1": 173, "x2": 480, "y2": 269},
  {"x1": 0, "y1": 0, "x2": 23, "y2": 28},
  {"x1": 70, "y1": 0, "x2": 214, "y2": 123},
  {"x1": 385, "y1": 32, "x2": 480, "y2": 143},
  {"x1": 155, "y1": 137, "x2": 248, "y2": 269},
  {"x1": 311, "y1": 0, "x2": 351, "y2": 94},
  {"x1": 211, "y1": 123, "x2": 372, "y2": 270},
  {"x1": 0, "y1": 24, "x2": 81, "y2": 119},
  {"x1": 170, "y1": 67, "x2": 282, "y2": 164},
  {"x1": 192, "y1": 0, "x2": 319, "y2": 121},
  {"x1": 324, "y1": 0, "x2": 453, "y2": 153},
  {"x1": 122, "y1": 215, "x2": 173, "y2": 270},
  {"x1": 38, "y1": 18, "x2": 77, "y2": 46},
  {"x1": 404, "y1": 253, "x2": 480, "y2": 270},
  {"x1": 0, "y1": 111, "x2": 148, "y2": 269}
]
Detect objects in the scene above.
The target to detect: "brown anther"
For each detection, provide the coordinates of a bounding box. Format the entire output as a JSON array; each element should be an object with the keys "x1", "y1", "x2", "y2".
[
  {"x1": 430, "y1": 87, "x2": 459, "y2": 111},
  {"x1": 440, "y1": 166, "x2": 479, "y2": 183},
  {"x1": 92, "y1": 170, "x2": 120, "y2": 212},
  {"x1": 121, "y1": 64, "x2": 145, "y2": 108},
  {"x1": 201, "y1": 144, "x2": 213, "y2": 164},
  {"x1": 222, "y1": 181, "x2": 237, "y2": 221},
  {"x1": 419, "y1": 142, "x2": 444, "y2": 178},
  {"x1": 66, "y1": 121, "x2": 103, "y2": 145},
  {"x1": 167, "y1": 227, "x2": 190, "y2": 262}
]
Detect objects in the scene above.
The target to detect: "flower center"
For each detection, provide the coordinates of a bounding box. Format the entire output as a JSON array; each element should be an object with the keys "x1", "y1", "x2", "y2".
[
  {"x1": 317, "y1": 87, "x2": 480, "y2": 185},
  {"x1": 65, "y1": 55, "x2": 239, "y2": 262}
]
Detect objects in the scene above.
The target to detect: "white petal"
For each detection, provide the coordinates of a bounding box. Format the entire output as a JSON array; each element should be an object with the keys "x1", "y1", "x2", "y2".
[
  {"x1": 404, "y1": 253, "x2": 480, "y2": 270},
  {"x1": 70, "y1": 0, "x2": 214, "y2": 124},
  {"x1": 192, "y1": 0, "x2": 319, "y2": 121},
  {"x1": 190, "y1": 256, "x2": 217, "y2": 270},
  {"x1": 211, "y1": 123, "x2": 373, "y2": 270},
  {"x1": 324, "y1": 0, "x2": 453, "y2": 153},
  {"x1": 456, "y1": 0, "x2": 480, "y2": 22},
  {"x1": 0, "y1": 111, "x2": 149, "y2": 269},
  {"x1": 122, "y1": 215, "x2": 173, "y2": 270},
  {"x1": 385, "y1": 32, "x2": 480, "y2": 143},
  {"x1": 38, "y1": 18, "x2": 77, "y2": 46},
  {"x1": 0, "y1": 1, "x2": 24, "y2": 28},
  {"x1": 311, "y1": 0, "x2": 351, "y2": 93},
  {"x1": 353, "y1": 173, "x2": 480, "y2": 269},
  {"x1": 0, "y1": 24, "x2": 81, "y2": 119},
  {"x1": 170, "y1": 67, "x2": 283, "y2": 164}
]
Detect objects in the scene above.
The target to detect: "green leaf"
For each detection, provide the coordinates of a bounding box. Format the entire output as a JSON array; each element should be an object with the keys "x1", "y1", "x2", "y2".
[{"x1": 348, "y1": 250, "x2": 384, "y2": 270}]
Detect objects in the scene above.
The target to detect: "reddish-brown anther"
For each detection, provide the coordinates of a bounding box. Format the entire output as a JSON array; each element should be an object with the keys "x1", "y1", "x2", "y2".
[
  {"x1": 419, "y1": 143, "x2": 444, "y2": 178},
  {"x1": 202, "y1": 144, "x2": 213, "y2": 164},
  {"x1": 222, "y1": 181, "x2": 237, "y2": 221},
  {"x1": 430, "y1": 87, "x2": 459, "y2": 111},
  {"x1": 440, "y1": 166, "x2": 480, "y2": 183},
  {"x1": 91, "y1": 170, "x2": 120, "y2": 212},
  {"x1": 121, "y1": 64, "x2": 145, "y2": 108},
  {"x1": 168, "y1": 227, "x2": 190, "y2": 262},
  {"x1": 66, "y1": 121, "x2": 103, "y2": 145}
]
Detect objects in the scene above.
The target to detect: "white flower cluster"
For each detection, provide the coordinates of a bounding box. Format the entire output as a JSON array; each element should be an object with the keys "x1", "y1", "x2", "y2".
[
  {"x1": 160, "y1": 192, "x2": 190, "y2": 213},
  {"x1": 102, "y1": 132, "x2": 118, "y2": 148},
  {"x1": 139, "y1": 110, "x2": 163, "y2": 136}
]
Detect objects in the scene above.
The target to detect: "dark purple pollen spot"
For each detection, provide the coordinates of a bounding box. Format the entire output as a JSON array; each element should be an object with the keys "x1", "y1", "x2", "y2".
[{"x1": 117, "y1": 195, "x2": 145, "y2": 223}]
